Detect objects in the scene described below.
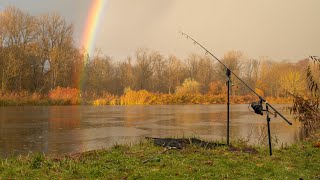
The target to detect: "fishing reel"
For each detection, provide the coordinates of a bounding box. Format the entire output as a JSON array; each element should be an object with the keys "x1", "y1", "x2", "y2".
[
  {"x1": 251, "y1": 100, "x2": 264, "y2": 115},
  {"x1": 250, "y1": 100, "x2": 277, "y2": 117}
]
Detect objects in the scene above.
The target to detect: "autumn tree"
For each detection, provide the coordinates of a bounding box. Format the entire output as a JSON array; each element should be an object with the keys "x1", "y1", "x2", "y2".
[
  {"x1": 164, "y1": 55, "x2": 183, "y2": 94},
  {"x1": 0, "y1": 6, "x2": 37, "y2": 91},
  {"x1": 216, "y1": 51, "x2": 243, "y2": 96},
  {"x1": 184, "y1": 54, "x2": 215, "y2": 93},
  {"x1": 0, "y1": 6, "x2": 315, "y2": 100},
  {"x1": 279, "y1": 68, "x2": 306, "y2": 95},
  {"x1": 37, "y1": 13, "x2": 74, "y2": 90},
  {"x1": 256, "y1": 59, "x2": 280, "y2": 97}
]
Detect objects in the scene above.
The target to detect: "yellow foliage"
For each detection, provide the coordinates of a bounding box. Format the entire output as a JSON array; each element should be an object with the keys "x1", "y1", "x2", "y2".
[
  {"x1": 93, "y1": 99, "x2": 109, "y2": 106},
  {"x1": 255, "y1": 88, "x2": 265, "y2": 97},
  {"x1": 120, "y1": 89, "x2": 153, "y2": 105},
  {"x1": 92, "y1": 92, "x2": 118, "y2": 106},
  {"x1": 176, "y1": 78, "x2": 200, "y2": 95},
  {"x1": 265, "y1": 96, "x2": 293, "y2": 104},
  {"x1": 0, "y1": 89, "x2": 293, "y2": 106}
]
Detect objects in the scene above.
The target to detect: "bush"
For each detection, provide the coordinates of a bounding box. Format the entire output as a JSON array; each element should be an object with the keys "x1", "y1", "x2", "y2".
[
  {"x1": 176, "y1": 78, "x2": 201, "y2": 95},
  {"x1": 48, "y1": 87, "x2": 81, "y2": 105},
  {"x1": 289, "y1": 93, "x2": 320, "y2": 136},
  {"x1": 120, "y1": 89, "x2": 153, "y2": 105},
  {"x1": 92, "y1": 92, "x2": 118, "y2": 105},
  {"x1": 208, "y1": 81, "x2": 225, "y2": 95},
  {"x1": 0, "y1": 90, "x2": 43, "y2": 105}
]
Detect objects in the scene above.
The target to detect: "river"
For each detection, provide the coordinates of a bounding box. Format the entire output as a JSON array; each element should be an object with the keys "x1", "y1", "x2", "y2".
[{"x1": 0, "y1": 104, "x2": 301, "y2": 157}]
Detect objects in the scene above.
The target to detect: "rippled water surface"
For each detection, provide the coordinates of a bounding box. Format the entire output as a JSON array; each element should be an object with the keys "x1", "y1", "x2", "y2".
[{"x1": 0, "y1": 104, "x2": 300, "y2": 157}]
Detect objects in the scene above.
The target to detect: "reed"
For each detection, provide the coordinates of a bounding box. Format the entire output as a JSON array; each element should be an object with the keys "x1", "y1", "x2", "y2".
[{"x1": 0, "y1": 89, "x2": 293, "y2": 106}]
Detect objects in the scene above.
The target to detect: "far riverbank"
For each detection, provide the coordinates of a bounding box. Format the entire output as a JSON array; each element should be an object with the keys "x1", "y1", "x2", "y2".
[{"x1": 0, "y1": 88, "x2": 292, "y2": 106}]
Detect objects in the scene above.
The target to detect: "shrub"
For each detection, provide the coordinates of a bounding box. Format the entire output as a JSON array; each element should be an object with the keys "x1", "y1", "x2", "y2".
[
  {"x1": 289, "y1": 94, "x2": 320, "y2": 136},
  {"x1": 49, "y1": 87, "x2": 81, "y2": 105},
  {"x1": 92, "y1": 92, "x2": 118, "y2": 105},
  {"x1": 208, "y1": 81, "x2": 225, "y2": 95},
  {"x1": 176, "y1": 78, "x2": 201, "y2": 95},
  {"x1": 0, "y1": 90, "x2": 43, "y2": 105},
  {"x1": 120, "y1": 89, "x2": 153, "y2": 105}
]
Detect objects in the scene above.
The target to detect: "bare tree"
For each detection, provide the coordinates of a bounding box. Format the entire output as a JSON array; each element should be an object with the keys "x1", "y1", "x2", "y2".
[
  {"x1": 241, "y1": 58, "x2": 260, "y2": 94},
  {"x1": 86, "y1": 55, "x2": 114, "y2": 93},
  {"x1": 117, "y1": 57, "x2": 134, "y2": 92},
  {"x1": 37, "y1": 13, "x2": 74, "y2": 89},
  {"x1": 215, "y1": 51, "x2": 243, "y2": 95},
  {"x1": 185, "y1": 54, "x2": 200, "y2": 80},
  {"x1": 151, "y1": 53, "x2": 165, "y2": 92},
  {"x1": 135, "y1": 48, "x2": 159, "y2": 90},
  {"x1": 196, "y1": 55, "x2": 215, "y2": 93},
  {"x1": 164, "y1": 55, "x2": 183, "y2": 94}
]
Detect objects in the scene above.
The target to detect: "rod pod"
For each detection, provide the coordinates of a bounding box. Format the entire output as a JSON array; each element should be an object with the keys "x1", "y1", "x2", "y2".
[{"x1": 179, "y1": 31, "x2": 292, "y2": 155}]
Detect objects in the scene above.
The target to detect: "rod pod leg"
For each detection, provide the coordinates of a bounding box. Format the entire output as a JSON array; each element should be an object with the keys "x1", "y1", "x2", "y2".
[
  {"x1": 226, "y1": 69, "x2": 231, "y2": 146},
  {"x1": 266, "y1": 104, "x2": 272, "y2": 156}
]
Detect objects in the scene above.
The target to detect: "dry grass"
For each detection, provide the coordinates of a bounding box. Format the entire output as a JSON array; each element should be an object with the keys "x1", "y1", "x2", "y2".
[{"x1": 0, "y1": 89, "x2": 293, "y2": 106}]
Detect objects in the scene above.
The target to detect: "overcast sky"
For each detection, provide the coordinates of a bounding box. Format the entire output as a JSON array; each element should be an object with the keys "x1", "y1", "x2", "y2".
[{"x1": 0, "y1": 0, "x2": 319, "y2": 61}]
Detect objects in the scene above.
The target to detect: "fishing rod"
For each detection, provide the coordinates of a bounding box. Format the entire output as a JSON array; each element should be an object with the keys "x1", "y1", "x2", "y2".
[
  {"x1": 180, "y1": 32, "x2": 264, "y2": 101},
  {"x1": 310, "y1": 56, "x2": 320, "y2": 61},
  {"x1": 179, "y1": 31, "x2": 292, "y2": 155}
]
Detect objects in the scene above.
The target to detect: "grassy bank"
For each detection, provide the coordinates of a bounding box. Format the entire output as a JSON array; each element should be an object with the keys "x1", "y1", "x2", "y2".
[
  {"x1": 0, "y1": 88, "x2": 292, "y2": 106},
  {"x1": 1, "y1": 137, "x2": 319, "y2": 179}
]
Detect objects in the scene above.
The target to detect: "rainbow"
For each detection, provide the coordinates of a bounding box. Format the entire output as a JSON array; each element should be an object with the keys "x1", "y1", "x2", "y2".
[
  {"x1": 76, "y1": 0, "x2": 107, "y2": 89},
  {"x1": 81, "y1": 0, "x2": 108, "y2": 56}
]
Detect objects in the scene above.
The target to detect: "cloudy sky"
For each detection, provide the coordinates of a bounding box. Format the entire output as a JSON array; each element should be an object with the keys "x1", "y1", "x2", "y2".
[{"x1": 0, "y1": 0, "x2": 319, "y2": 61}]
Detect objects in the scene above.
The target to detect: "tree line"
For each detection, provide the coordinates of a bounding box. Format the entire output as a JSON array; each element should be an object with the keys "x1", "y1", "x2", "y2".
[{"x1": 0, "y1": 6, "x2": 314, "y2": 97}]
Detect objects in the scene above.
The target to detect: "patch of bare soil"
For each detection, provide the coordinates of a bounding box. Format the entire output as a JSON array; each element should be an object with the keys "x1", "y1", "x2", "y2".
[
  {"x1": 146, "y1": 137, "x2": 259, "y2": 154},
  {"x1": 146, "y1": 137, "x2": 226, "y2": 149}
]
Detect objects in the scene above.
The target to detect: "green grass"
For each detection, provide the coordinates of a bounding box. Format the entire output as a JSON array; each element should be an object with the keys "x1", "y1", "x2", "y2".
[{"x1": 0, "y1": 140, "x2": 319, "y2": 179}]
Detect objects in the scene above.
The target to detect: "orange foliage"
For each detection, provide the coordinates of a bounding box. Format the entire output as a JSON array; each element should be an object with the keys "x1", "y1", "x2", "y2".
[
  {"x1": 208, "y1": 81, "x2": 225, "y2": 95},
  {"x1": 0, "y1": 90, "x2": 43, "y2": 105},
  {"x1": 255, "y1": 88, "x2": 265, "y2": 97},
  {"x1": 0, "y1": 89, "x2": 293, "y2": 106},
  {"x1": 48, "y1": 87, "x2": 81, "y2": 105}
]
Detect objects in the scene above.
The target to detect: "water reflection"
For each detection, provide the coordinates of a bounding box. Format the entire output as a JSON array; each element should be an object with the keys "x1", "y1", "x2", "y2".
[
  {"x1": 0, "y1": 104, "x2": 300, "y2": 157},
  {"x1": 0, "y1": 106, "x2": 49, "y2": 157},
  {"x1": 47, "y1": 106, "x2": 82, "y2": 154}
]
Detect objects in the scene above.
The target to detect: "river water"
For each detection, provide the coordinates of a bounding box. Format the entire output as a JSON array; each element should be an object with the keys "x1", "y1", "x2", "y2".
[{"x1": 0, "y1": 104, "x2": 301, "y2": 157}]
